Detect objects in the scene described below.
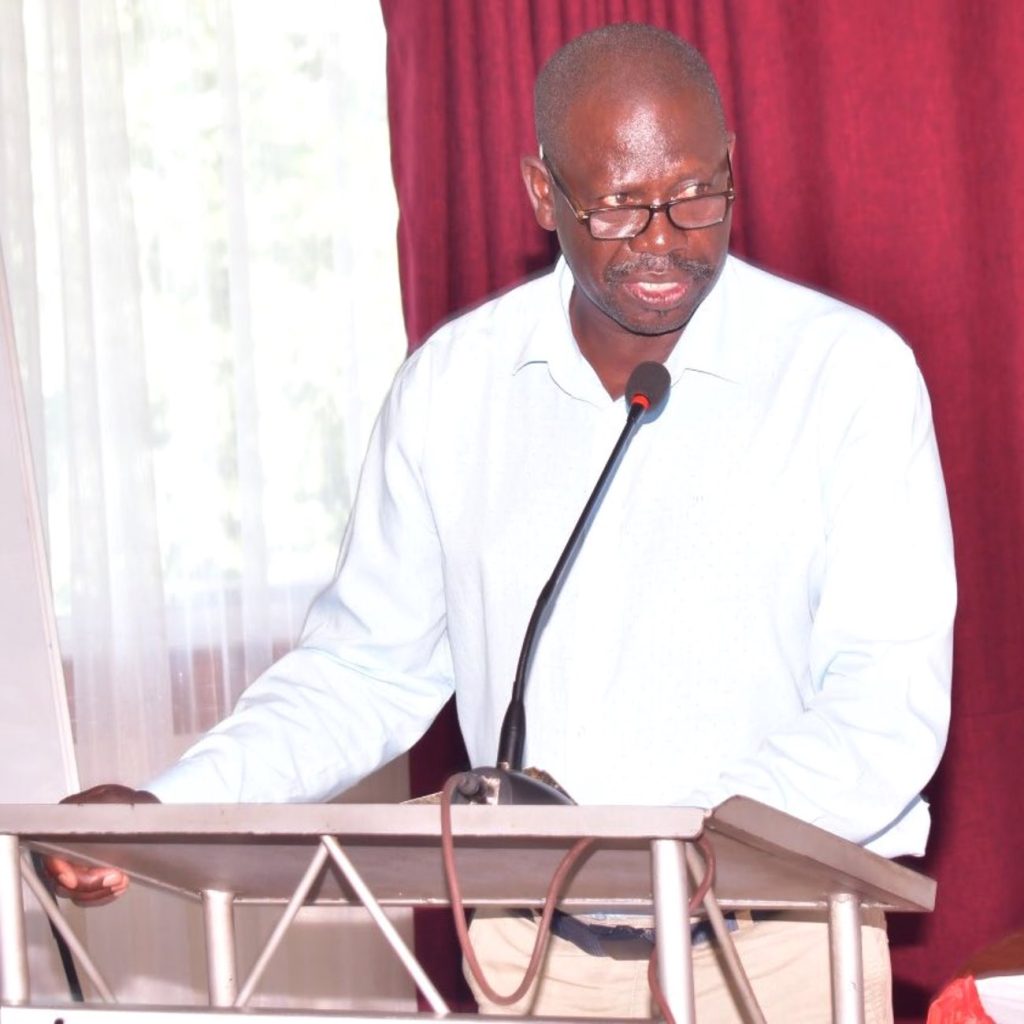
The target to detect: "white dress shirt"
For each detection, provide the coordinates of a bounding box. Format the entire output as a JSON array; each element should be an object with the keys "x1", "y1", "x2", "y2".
[{"x1": 148, "y1": 254, "x2": 955, "y2": 858}]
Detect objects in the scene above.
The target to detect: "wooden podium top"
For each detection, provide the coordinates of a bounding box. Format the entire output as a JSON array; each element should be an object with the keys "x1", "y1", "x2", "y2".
[{"x1": 0, "y1": 798, "x2": 935, "y2": 915}]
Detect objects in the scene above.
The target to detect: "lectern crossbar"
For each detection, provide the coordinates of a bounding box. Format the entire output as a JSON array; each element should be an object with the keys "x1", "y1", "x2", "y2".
[
  {"x1": 232, "y1": 843, "x2": 330, "y2": 1007},
  {"x1": 320, "y1": 835, "x2": 449, "y2": 1016},
  {"x1": 18, "y1": 853, "x2": 115, "y2": 1003}
]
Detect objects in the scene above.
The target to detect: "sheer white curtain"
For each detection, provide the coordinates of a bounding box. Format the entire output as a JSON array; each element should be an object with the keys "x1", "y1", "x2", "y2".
[
  {"x1": 0, "y1": 0, "x2": 407, "y2": 786},
  {"x1": 0, "y1": 0, "x2": 412, "y2": 1008}
]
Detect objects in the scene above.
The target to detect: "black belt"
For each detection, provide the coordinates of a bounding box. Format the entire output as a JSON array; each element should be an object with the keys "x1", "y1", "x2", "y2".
[{"x1": 533, "y1": 909, "x2": 775, "y2": 960}]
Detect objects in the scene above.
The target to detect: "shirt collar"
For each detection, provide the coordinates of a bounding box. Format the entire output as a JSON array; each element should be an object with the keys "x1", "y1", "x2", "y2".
[
  {"x1": 511, "y1": 259, "x2": 610, "y2": 405},
  {"x1": 511, "y1": 257, "x2": 578, "y2": 374},
  {"x1": 664, "y1": 256, "x2": 743, "y2": 386}
]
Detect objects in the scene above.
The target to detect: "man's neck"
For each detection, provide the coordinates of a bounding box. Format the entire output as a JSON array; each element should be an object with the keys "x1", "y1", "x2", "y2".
[{"x1": 569, "y1": 290, "x2": 683, "y2": 399}]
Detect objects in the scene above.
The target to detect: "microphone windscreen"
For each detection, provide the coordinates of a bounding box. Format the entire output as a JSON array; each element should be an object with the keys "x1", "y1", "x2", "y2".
[{"x1": 626, "y1": 361, "x2": 671, "y2": 414}]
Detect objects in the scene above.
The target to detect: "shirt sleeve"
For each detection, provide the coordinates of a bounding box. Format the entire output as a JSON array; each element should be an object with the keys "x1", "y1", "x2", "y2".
[
  {"x1": 146, "y1": 354, "x2": 455, "y2": 804},
  {"x1": 685, "y1": 328, "x2": 956, "y2": 856}
]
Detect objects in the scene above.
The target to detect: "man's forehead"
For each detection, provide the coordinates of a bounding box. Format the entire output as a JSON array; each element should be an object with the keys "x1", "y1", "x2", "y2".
[
  {"x1": 610, "y1": 100, "x2": 669, "y2": 157},
  {"x1": 560, "y1": 85, "x2": 724, "y2": 184}
]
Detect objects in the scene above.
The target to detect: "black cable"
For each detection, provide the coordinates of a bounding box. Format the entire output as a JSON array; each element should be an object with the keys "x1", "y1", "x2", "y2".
[{"x1": 30, "y1": 852, "x2": 84, "y2": 1002}]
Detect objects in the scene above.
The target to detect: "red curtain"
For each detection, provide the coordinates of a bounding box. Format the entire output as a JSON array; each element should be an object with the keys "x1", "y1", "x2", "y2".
[{"x1": 381, "y1": 1, "x2": 1024, "y2": 1018}]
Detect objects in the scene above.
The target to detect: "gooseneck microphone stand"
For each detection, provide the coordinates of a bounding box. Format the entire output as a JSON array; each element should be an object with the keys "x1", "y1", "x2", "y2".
[{"x1": 454, "y1": 361, "x2": 672, "y2": 806}]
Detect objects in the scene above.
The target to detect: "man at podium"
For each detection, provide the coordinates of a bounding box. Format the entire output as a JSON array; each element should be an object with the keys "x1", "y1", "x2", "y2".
[{"x1": 46, "y1": 23, "x2": 955, "y2": 1023}]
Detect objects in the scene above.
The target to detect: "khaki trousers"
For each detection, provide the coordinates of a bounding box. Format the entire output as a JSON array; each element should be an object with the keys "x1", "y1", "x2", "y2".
[{"x1": 466, "y1": 909, "x2": 893, "y2": 1022}]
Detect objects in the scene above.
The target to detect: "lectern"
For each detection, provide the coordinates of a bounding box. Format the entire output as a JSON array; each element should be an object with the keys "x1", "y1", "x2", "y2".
[{"x1": 0, "y1": 799, "x2": 934, "y2": 1022}]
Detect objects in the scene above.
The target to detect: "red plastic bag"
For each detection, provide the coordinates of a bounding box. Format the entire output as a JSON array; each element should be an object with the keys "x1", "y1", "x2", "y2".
[{"x1": 927, "y1": 976, "x2": 995, "y2": 1024}]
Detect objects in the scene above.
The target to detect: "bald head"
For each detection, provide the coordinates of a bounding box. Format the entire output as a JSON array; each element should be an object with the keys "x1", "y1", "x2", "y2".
[{"x1": 535, "y1": 24, "x2": 728, "y2": 168}]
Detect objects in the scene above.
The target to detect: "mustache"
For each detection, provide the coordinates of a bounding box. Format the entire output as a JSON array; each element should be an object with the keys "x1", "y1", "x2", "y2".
[{"x1": 605, "y1": 253, "x2": 715, "y2": 283}]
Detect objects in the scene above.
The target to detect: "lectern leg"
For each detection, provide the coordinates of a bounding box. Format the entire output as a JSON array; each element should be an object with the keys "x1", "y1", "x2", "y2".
[
  {"x1": 652, "y1": 838, "x2": 695, "y2": 1024},
  {"x1": 0, "y1": 833, "x2": 28, "y2": 1005},
  {"x1": 201, "y1": 889, "x2": 237, "y2": 1007},
  {"x1": 828, "y1": 892, "x2": 865, "y2": 1024}
]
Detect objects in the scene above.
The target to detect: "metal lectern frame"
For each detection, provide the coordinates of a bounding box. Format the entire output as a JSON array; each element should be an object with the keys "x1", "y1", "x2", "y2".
[{"x1": 0, "y1": 799, "x2": 935, "y2": 1023}]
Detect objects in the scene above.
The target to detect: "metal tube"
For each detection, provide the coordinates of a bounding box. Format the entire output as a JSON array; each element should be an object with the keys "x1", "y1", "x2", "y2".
[
  {"x1": 684, "y1": 844, "x2": 765, "y2": 1024},
  {"x1": 651, "y1": 838, "x2": 695, "y2": 1024},
  {"x1": 828, "y1": 892, "x2": 865, "y2": 1024},
  {"x1": 201, "y1": 889, "x2": 237, "y2": 1007},
  {"x1": 0, "y1": 834, "x2": 29, "y2": 1004},
  {"x1": 320, "y1": 835, "x2": 449, "y2": 1016},
  {"x1": 234, "y1": 843, "x2": 329, "y2": 1007},
  {"x1": 19, "y1": 855, "x2": 115, "y2": 1002}
]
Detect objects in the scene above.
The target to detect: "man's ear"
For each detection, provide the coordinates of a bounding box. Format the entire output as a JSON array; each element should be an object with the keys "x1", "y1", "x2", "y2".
[{"x1": 520, "y1": 155, "x2": 557, "y2": 232}]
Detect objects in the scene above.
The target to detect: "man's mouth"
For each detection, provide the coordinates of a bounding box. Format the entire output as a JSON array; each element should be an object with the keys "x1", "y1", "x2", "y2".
[
  {"x1": 607, "y1": 256, "x2": 713, "y2": 311},
  {"x1": 620, "y1": 277, "x2": 690, "y2": 307}
]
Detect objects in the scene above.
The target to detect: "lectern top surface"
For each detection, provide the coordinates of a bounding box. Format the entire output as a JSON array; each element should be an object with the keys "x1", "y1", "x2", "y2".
[
  {"x1": 0, "y1": 802, "x2": 706, "y2": 839},
  {"x1": 0, "y1": 798, "x2": 935, "y2": 914}
]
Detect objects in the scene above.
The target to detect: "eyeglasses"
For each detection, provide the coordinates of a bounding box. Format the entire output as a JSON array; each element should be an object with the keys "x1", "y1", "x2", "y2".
[{"x1": 543, "y1": 152, "x2": 736, "y2": 241}]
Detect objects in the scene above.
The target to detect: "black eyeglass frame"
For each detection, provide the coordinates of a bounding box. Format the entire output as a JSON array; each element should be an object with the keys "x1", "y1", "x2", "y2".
[{"x1": 542, "y1": 151, "x2": 736, "y2": 240}]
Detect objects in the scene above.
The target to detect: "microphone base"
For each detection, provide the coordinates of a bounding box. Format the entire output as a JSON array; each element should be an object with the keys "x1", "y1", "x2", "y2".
[{"x1": 450, "y1": 766, "x2": 575, "y2": 806}]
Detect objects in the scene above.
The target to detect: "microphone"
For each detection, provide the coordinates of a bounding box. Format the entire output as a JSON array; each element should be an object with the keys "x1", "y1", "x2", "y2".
[
  {"x1": 624, "y1": 360, "x2": 672, "y2": 416},
  {"x1": 453, "y1": 361, "x2": 671, "y2": 805}
]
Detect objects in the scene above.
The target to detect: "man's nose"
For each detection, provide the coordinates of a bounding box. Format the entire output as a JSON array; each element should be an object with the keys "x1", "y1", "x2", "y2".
[{"x1": 628, "y1": 207, "x2": 683, "y2": 254}]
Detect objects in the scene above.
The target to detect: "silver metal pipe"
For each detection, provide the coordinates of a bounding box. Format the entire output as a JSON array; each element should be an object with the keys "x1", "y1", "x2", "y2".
[
  {"x1": 828, "y1": 891, "x2": 865, "y2": 1024},
  {"x1": 0, "y1": 834, "x2": 29, "y2": 1004},
  {"x1": 320, "y1": 834, "x2": 448, "y2": 1016},
  {"x1": 684, "y1": 843, "x2": 765, "y2": 1024},
  {"x1": 651, "y1": 838, "x2": 695, "y2": 1024},
  {"x1": 201, "y1": 889, "x2": 237, "y2": 1007},
  {"x1": 233, "y1": 843, "x2": 329, "y2": 1007},
  {"x1": 19, "y1": 854, "x2": 116, "y2": 1002}
]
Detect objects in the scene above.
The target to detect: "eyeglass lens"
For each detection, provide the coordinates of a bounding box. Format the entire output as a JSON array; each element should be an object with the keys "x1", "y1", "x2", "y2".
[{"x1": 589, "y1": 195, "x2": 730, "y2": 240}]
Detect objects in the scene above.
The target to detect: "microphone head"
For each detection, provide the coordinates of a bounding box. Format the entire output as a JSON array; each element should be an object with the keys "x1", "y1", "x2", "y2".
[{"x1": 626, "y1": 361, "x2": 671, "y2": 416}]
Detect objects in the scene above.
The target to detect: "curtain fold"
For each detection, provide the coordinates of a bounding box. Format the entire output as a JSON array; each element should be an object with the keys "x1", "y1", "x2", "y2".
[{"x1": 381, "y1": 1, "x2": 1024, "y2": 1017}]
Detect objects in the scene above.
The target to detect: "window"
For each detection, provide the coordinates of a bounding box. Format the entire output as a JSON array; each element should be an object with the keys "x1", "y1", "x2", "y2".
[{"x1": 1, "y1": 0, "x2": 406, "y2": 770}]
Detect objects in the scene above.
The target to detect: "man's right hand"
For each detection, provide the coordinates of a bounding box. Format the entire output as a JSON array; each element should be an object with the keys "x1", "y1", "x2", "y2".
[{"x1": 43, "y1": 784, "x2": 160, "y2": 906}]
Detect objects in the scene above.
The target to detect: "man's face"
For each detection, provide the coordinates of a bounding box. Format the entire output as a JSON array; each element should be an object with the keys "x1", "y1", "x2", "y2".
[{"x1": 526, "y1": 85, "x2": 733, "y2": 341}]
